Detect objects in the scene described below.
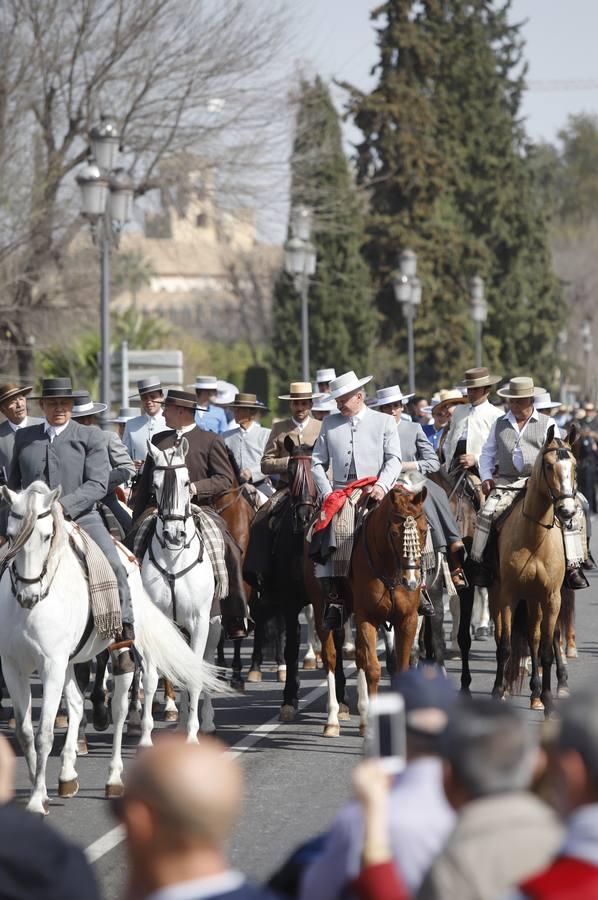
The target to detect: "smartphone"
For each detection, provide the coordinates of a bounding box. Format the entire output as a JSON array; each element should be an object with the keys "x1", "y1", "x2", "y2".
[{"x1": 364, "y1": 693, "x2": 407, "y2": 774}]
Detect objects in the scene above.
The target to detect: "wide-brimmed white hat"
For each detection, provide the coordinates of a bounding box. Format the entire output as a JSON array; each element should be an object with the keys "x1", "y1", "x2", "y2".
[
  {"x1": 497, "y1": 376, "x2": 545, "y2": 399},
  {"x1": 188, "y1": 374, "x2": 218, "y2": 392},
  {"x1": 432, "y1": 388, "x2": 467, "y2": 413},
  {"x1": 108, "y1": 406, "x2": 137, "y2": 424},
  {"x1": 71, "y1": 391, "x2": 108, "y2": 417},
  {"x1": 312, "y1": 394, "x2": 338, "y2": 413},
  {"x1": 535, "y1": 391, "x2": 560, "y2": 411},
  {"x1": 329, "y1": 371, "x2": 373, "y2": 400},
  {"x1": 315, "y1": 367, "x2": 336, "y2": 384},
  {"x1": 370, "y1": 384, "x2": 414, "y2": 408}
]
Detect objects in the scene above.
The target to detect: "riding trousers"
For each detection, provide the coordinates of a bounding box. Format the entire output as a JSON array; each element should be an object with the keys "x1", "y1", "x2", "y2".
[
  {"x1": 424, "y1": 478, "x2": 461, "y2": 552},
  {"x1": 75, "y1": 509, "x2": 134, "y2": 626}
]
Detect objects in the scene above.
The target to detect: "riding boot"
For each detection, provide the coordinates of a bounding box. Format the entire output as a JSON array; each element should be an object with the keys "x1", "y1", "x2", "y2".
[
  {"x1": 564, "y1": 567, "x2": 590, "y2": 590},
  {"x1": 582, "y1": 548, "x2": 596, "y2": 571},
  {"x1": 109, "y1": 622, "x2": 136, "y2": 676},
  {"x1": 418, "y1": 589, "x2": 435, "y2": 617},
  {"x1": 448, "y1": 541, "x2": 468, "y2": 590},
  {"x1": 320, "y1": 578, "x2": 344, "y2": 631}
]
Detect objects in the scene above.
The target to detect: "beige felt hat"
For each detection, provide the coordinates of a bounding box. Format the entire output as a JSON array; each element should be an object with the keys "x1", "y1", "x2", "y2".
[
  {"x1": 497, "y1": 376, "x2": 545, "y2": 399},
  {"x1": 278, "y1": 382, "x2": 320, "y2": 401},
  {"x1": 432, "y1": 388, "x2": 468, "y2": 413}
]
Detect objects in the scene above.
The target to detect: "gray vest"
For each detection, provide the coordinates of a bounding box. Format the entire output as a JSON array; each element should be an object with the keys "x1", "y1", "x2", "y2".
[{"x1": 495, "y1": 414, "x2": 548, "y2": 479}]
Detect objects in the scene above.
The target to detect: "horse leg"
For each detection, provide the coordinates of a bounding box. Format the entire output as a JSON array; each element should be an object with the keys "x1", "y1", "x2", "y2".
[
  {"x1": 458, "y1": 585, "x2": 475, "y2": 695},
  {"x1": 200, "y1": 617, "x2": 222, "y2": 735},
  {"x1": 492, "y1": 605, "x2": 512, "y2": 700},
  {"x1": 106, "y1": 669, "x2": 135, "y2": 797},
  {"x1": 395, "y1": 610, "x2": 419, "y2": 674},
  {"x1": 139, "y1": 660, "x2": 159, "y2": 747},
  {"x1": 553, "y1": 622, "x2": 569, "y2": 699},
  {"x1": 276, "y1": 610, "x2": 287, "y2": 683},
  {"x1": 163, "y1": 678, "x2": 178, "y2": 722},
  {"x1": 427, "y1": 586, "x2": 446, "y2": 670},
  {"x1": 127, "y1": 665, "x2": 142, "y2": 737},
  {"x1": 342, "y1": 614, "x2": 356, "y2": 660},
  {"x1": 231, "y1": 639, "x2": 244, "y2": 691},
  {"x1": 90, "y1": 650, "x2": 111, "y2": 732},
  {"x1": 302, "y1": 603, "x2": 319, "y2": 670},
  {"x1": 183, "y1": 618, "x2": 210, "y2": 744},
  {"x1": 30, "y1": 660, "x2": 68, "y2": 815},
  {"x1": 449, "y1": 593, "x2": 460, "y2": 650},
  {"x1": 382, "y1": 626, "x2": 397, "y2": 677},
  {"x1": 73, "y1": 661, "x2": 90, "y2": 755},
  {"x1": 355, "y1": 619, "x2": 381, "y2": 736},
  {"x1": 59, "y1": 667, "x2": 85, "y2": 798},
  {"x1": 216, "y1": 630, "x2": 227, "y2": 668},
  {"x1": 563, "y1": 588, "x2": 578, "y2": 658},
  {"x1": 333, "y1": 624, "x2": 348, "y2": 717},
  {"x1": 280, "y1": 604, "x2": 301, "y2": 722},
  {"x1": 2, "y1": 660, "x2": 35, "y2": 783},
  {"x1": 320, "y1": 629, "x2": 340, "y2": 737},
  {"x1": 528, "y1": 602, "x2": 543, "y2": 711},
  {"x1": 247, "y1": 606, "x2": 264, "y2": 682}
]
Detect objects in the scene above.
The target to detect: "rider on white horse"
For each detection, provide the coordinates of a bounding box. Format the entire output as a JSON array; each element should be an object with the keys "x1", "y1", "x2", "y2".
[{"x1": 5, "y1": 377, "x2": 136, "y2": 674}]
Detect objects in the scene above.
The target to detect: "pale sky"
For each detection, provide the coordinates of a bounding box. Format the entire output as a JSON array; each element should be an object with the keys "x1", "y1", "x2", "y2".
[{"x1": 299, "y1": 0, "x2": 598, "y2": 148}]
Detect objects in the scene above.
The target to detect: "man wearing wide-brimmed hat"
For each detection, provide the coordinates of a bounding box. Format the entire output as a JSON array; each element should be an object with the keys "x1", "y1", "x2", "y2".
[
  {"x1": 443, "y1": 367, "x2": 503, "y2": 475},
  {"x1": 6, "y1": 378, "x2": 137, "y2": 670},
  {"x1": 471, "y1": 376, "x2": 588, "y2": 589},
  {"x1": 224, "y1": 393, "x2": 273, "y2": 503},
  {"x1": 0, "y1": 384, "x2": 43, "y2": 479},
  {"x1": 261, "y1": 382, "x2": 322, "y2": 488},
  {"x1": 123, "y1": 378, "x2": 168, "y2": 469},
  {"x1": 422, "y1": 389, "x2": 466, "y2": 453},
  {"x1": 72, "y1": 392, "x2": 136, "y2": 534},
  {"x1": 188, "y1": 375, "x2": 228, "y2": 435},
  {"x1": 315, "y1": 368, "x2": 336, "y2": 395},
  {"x1": 132, "y1": 389, "x2": 248, "y2": 639},
  {"x1": 310, "y1": 371, "x2": 402, "y2": 628}
]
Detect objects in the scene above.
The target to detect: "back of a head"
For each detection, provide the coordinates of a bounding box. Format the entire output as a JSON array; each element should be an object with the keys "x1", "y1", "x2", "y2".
[
  {"x1": 443, "y1": 698, "x2": 538, "y2": 799},
  {"x1": 554, "y1": 690, "x2": 598, "y2": 786},
  {"x1": 128, "y1": 736, "x2": 243, "y2": 850}
]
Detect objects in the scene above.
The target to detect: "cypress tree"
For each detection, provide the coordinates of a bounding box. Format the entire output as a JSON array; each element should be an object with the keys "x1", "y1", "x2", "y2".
[
  {"x1": 270, "y1": 77, "x2": 374, "y2": 404},
  {"x1": 342, "y1": 0, "x2": 563, "y2": 389}
]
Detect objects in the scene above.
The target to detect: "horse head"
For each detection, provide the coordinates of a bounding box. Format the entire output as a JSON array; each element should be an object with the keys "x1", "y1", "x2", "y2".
[
  {"x1": 148, "y1": 437, "x2": 191, "y2": 549},
  {"x1": 540, "y1": 425, "x2": 578, "y2": 523},
  {"x1": 1, "y1": 482, "x2": 62, "y2": 608},
  {"x1": 387, "y1": 475, "x2": 428, "y2": 592},
  {"x1": 284, "y1": 436, "x2": 317, "y2": 534}
]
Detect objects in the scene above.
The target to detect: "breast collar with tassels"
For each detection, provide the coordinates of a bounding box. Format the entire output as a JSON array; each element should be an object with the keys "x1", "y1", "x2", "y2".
[{"x1": 362, "y1": 503, "x2": 426, "y2": 599}]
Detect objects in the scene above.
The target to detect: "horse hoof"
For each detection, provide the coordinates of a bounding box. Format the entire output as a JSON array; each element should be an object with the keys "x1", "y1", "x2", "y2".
[
  {"x1": 323, "y1": 724, "x2": 340, "y2": 737},
  {"x1": 277, "y1": 669, "x2": 287, "y2": 683},
  {"x1": 279, "y1": 704, "x2": 296, "y2": 722},
  {"x1": 530, "y1": 696, "x2": 544, "y2": 711},
  {"x1": 92, "y1": 708, "x2": 111, "y2": 732},
  {"x1": 230, "y1": 677, "x2": 245, "y2": 692},
  {"x1": 338, "y1": 703, "x2": 350, "y2": 720},
  {"x1": 302, "y1": 658, "x2": 317, "y2": 670},
  {"x1": 444, "y1": 648, "x2": 461, "y2": 660},
  {"x1": 557, "y1": 685, "x2": 570, "y2": 698},
  {"x1": 164, "y1": 710, "x2": 179, "y2": 723},
  {"x1": 127, "y1": 723, "x2": 142, "y2": 737},
  {"x1": 58, "y1": 778, "x2": 79, "y2": 798},
  {"x1": 76, "y1": 739, "x2": 88, "y2": 756},
  {"x1": 343, "y1": 646, "x2": 356, "y2": 661},
  {"x1": 105, "y1": 783, "x2": 124, "y2": 798},
  {"x1": 8, "y1": 716, "x2": 15, "y2": 730},
  {"x1": 54, "y1": 714, "x2": 68, "y2": 729},
  {"x1": 566, "y1": 646, "x2": 578, "y2": 659},
  {"x1": 246, "y1": 670, "x2": 262, "y2": 683}
]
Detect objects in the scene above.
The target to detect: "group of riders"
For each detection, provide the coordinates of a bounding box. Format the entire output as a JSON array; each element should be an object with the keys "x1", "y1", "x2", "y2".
[{"x1": 0, "y1": 362, "x2": 591, "y2": 676}]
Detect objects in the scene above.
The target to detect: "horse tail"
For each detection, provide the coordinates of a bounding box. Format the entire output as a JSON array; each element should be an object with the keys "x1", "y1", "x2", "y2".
[
  {"x1": 135, "y1": 590, "x2": 231, "y2": 696},
  {"x1": 505, "y1": 599, "x2": 528, "y2": 692}
]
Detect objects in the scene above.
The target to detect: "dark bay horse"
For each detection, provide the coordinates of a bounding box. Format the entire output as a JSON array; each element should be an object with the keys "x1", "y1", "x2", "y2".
[{"x1": 313, "y1": 478, "x2": 428, "y2": 737}]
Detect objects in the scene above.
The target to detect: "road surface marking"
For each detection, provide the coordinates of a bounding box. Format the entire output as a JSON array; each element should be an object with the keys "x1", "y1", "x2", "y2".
[{"x1": 85, "y1": 667, "x2": 357, "y2": 864}]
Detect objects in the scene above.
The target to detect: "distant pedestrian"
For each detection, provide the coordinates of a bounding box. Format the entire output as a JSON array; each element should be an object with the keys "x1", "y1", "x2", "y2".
[{"x1": 114, "y1": 734, "x2": 280, "y2": 900}]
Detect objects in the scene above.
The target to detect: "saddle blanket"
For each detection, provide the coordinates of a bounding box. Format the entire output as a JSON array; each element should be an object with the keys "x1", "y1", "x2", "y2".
[
  {"x1": 69, "y1": 525, "x2": 122, "y2": 639},
  {"x1": 134, "y1": 508, "x2": 228, "y2": 602}
]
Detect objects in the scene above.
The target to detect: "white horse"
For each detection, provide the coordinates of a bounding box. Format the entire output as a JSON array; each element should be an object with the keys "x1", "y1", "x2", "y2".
[
  {"x1": 0, "y1": 482, "x2": 224, "y2": 815},
  {"x1": 140, "y1": 439, "x2": 219, "y2": 741}
]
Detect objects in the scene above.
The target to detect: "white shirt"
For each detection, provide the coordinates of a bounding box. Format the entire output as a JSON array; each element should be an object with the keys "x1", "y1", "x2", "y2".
[
  {"x1": 8, "y1": 418, "x2": 32, "y2": 432},
  {"x1": 145, "y1": 870, "x2": 244, "y2": 900},
  {"x1": 176, "y1": 422, "x2": 197, "y2": 438},
  {"x1": 44, "y1": 420, "x2": 70, "y2": 442},
  {"x1": 238, "y1": 420, "x2": 257, "y2": 435},
  {"x1": 292, "y1": 416, "x2": 309, "y2": 432},
  {"x1": 349, "y1": 405, "x2": 368, "y2": 428},
  {"x1": 479, "y1": 408, "x2": 557, "y2": 483}
]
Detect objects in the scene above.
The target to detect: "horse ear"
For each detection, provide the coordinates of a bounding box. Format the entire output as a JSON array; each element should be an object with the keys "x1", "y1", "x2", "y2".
[
  {"x1": 179, "y1": 437, "x2": 189, "y2": 458},
  {"x1": 1, "y1": 486, "x2": 18, "y2": 507},
  {"x1": 283, "y1": 435, "x2": 295, "y2": 455},
  {"x1": 545, "y1": 424, "x2": 555, "y2": 445},
  {"x1": 567, "y1": 421, "x2": 579, "y2": 447},
  {"x1": 49, "y1": 486, "x2": 62, "y2": 506},
  {"x1": 413, "y1": 486, "x2": 427, "y2": 505}
]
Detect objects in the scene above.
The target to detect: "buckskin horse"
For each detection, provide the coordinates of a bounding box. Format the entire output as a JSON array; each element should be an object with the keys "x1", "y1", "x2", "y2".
[
  {"x1": 313, "y1": 475, "x2": 428, "y2": 737},
  {"x1": 491, "y1": 425, "x2": 578, "y2": 716}
]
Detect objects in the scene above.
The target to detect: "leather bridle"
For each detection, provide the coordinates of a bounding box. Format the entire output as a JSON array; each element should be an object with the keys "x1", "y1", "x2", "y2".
[
  {"x1": 522, "y1": 443, "x2": 577, "y2": 529},
  {"x1": 363, "y1": 505, "x2": 426, "y2": 595},
  {"x1": 3, "y1": 508, "x2": 56, "y2": 605},
  {"x1": 153, "y1": 462, "x2": 194, "y2": 549}
]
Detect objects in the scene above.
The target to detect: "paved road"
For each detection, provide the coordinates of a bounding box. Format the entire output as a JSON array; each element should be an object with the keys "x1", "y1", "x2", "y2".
[{"x1": 3, "y1": 527, "x2": 598, "y2": 899}]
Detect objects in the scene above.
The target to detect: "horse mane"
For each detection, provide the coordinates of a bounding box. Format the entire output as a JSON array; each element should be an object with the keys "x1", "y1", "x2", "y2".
[
  {"x1": 289, "y1": 452, "x2": 316, "y2": 500},
  {"x1": 160, "y1": 466, "x2": 179, "y2": 512},
  {"x1": 4, "y1": 482, "x2": 67, "y2": 567},
  {"x1": 224, "y1": 445, "x2": 242, "y2": 488}
]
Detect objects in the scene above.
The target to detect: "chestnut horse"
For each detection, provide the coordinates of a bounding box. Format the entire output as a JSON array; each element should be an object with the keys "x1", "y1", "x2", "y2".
[
  {"x1": 491, "y1": 425, "x2": 578, "y2": 716},
  {"x1": 313, "y1": 478, "x2": 428, "y2": 737}
]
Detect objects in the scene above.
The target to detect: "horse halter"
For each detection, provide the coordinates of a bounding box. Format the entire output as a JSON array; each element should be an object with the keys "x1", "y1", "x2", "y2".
[
  {"x1": 153, "y1": 462, "x2": 194, "y2": 549},
  {"x1": 3, "y1": 508, "x2": 56, "y2": 606}
]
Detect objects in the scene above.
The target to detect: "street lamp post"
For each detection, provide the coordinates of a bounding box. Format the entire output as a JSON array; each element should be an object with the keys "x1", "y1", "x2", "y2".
[
  {"x1": 284, "y1": 206, "x2": 317, "y2": 382},
  {"x1": 470, "y1": 275, "x2": 488, "y2": 367},
  {"x1": 581, "y1": 319, "x2": 593, "y2": 398},
  {"x1": 392, "y1": 249, "x2": 421, "y2": 394},
  {"x1": 76, "y1": 117, "x2": 135, "y2": 426}
]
